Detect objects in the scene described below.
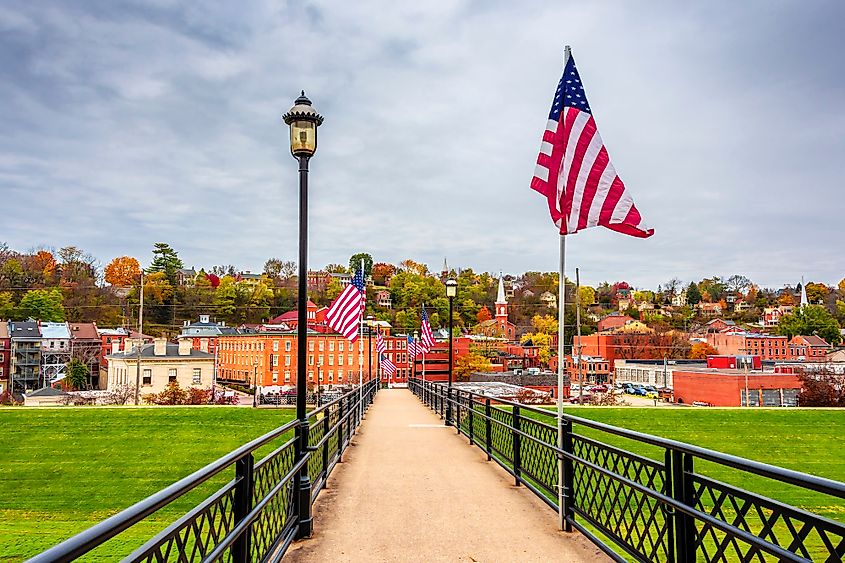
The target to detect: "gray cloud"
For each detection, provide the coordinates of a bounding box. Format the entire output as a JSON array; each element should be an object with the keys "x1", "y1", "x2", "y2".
[{"x1": 1, "y1": 0, "x2": 843, "y2": 290}]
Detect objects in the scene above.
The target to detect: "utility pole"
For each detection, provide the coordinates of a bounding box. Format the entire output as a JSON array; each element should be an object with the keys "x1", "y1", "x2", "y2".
[{"x1": 133, "y1": 271, "x2": 144, "y2": 406}]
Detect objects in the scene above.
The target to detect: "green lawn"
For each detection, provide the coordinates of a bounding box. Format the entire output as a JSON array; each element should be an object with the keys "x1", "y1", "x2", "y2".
[{"x1": 0, "y1": 407, "x2": 297, "y2": 562}]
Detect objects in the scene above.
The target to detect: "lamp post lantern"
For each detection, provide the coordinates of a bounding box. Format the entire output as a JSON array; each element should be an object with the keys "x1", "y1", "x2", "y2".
[
  {"x1": 445, "y1": 278, "x2": 457, "y2": 426},
  {"x1": 283, "y1": 91, "x2": 322, "y2": 539}
]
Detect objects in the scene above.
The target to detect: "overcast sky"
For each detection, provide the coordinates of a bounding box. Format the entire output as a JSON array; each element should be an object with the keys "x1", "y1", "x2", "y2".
[{"x1": 2, "y1": 1, "x2": 843, "y2": 290}]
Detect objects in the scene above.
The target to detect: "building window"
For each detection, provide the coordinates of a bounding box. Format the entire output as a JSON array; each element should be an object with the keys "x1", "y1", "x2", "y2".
[
  {"x1": 308, "y1": 371, "x2": 314, "y2": 381},
  {"x1": 193, "y1": 368, "x2": 202, "y2": 384},
  {"x1": 272, "y1": 372, "x2": 278, "y2": 382},
  {"x1": 168, "y1": 368, "x2": 177, "y2": 382},
  {"x1": 339, "y1": 342, "x2": 345, "y2": 352},
  {"x1": 285, "y1": 341, "x2": 291, "y2": 352},
  {"x1": 338, "y1": 355, "x2": 344, "y2": 366},
  {"x1": 284, "y1": 371, "x2": 291, "y2": 382},
  {"x1": 285, "y1": 355, "x2": 291, "y2": 366},
  {"x1": 309, "y1": 341, "x2": 314, "y2": 351},
  {"x1": 273, "y1": 341, "x2": 279, "y2": 352},
  {"x1": 329, "y1": 355, "x2": 334, "y2": 365},
  {"x1": 319, "y1": 341, "x2": 324, "y2": 351},
  {"x1": 142, "y1": 369, "x2": 152, "y2": 385},
  {"x1": 309, "y1": 355, "x2": 314, "y2": 366},
  {"x1": 329, "y1": 341, "x2": 335, "y2": 352}
]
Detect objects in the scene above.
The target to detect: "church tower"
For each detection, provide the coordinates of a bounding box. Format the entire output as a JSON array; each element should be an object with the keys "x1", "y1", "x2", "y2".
[{"x1": 495, "y1": 275, "x2": 508, "y2": 332}]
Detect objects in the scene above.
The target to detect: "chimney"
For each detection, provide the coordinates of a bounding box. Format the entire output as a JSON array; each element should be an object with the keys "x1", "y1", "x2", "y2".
[
  {"x1": 183, "y1": 320, "x2": 189, "y2": 327},
  {"x1": 200, "y1": 314, "x2": 210, "y2": 324},
  {"x1": 178, "y1": 339, "x2": 192, "y2": 356},
  {"x1": 111, "y1": 341, "x2": 120, "y2": 354},
  {"x1": 153, "y1": 338, "x2": 167, "y2": 356}
]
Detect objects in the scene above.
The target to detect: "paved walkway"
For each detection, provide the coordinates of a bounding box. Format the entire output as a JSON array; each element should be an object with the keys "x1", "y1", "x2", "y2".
[{"x1": 286, "y1": 389, "x2": 606, "y2": 562}]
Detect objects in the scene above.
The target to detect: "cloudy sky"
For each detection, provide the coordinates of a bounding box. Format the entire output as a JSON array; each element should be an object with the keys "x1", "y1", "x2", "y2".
[{"x1": 2, "y1": 1, "x2": 843, "y2": 289}]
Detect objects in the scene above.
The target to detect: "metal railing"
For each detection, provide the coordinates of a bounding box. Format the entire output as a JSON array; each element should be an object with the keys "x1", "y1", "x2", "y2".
[
  {"x1": 29, "y1": 379, "x2": 379, "y2": 563},
  {"x1": 410, "y1": 377, "x2": 845, "y2": 562}
]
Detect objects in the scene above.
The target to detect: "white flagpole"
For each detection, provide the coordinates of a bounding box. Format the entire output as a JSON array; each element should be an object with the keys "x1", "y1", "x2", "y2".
[
  {"x1": 359, "y1": 258, "x2": 365, "y2": 413},
  {"x1": 557, "y1": 44, "x2": 571, "y2": 533}
]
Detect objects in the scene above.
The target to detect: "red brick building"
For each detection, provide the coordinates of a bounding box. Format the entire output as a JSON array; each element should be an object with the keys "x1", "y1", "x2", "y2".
[
  {"x1": 788, "y1": 335, "x2": 832, "y2": 360},
  {"x1": 567, "y1": 355, "x2": 611, "y2": 384},
  {"x1": 0, "y1": 321, "x2": 10, "y2": 394},
  {"x1": 97, "y1": 328, "x2": 154, "y2": 372},
  {"x1": 673, "y1": 369, "x2": 801, "y2": 407},
  {"x1": 706, "y1": 332, "x2": 830, "y2": 362},
  {"x1": 378, "y1": 334, "x2": 411, "y2": 385},
  {"x1": 217, "y1": 331, "x2": 380, "y2": 389},
  {"x1": 597, "y1": 314, "x2": 634, "y2": 333}
]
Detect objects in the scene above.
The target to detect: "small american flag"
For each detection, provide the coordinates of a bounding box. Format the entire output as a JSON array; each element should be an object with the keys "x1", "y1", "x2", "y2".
[
  {"x1": 531, "y1": 52, "x2": 652, "y2": 238},
  {"x1": 325, "y1": 268, "x2": 366, "y2": 341},
  {"x1": 381, "y1": 354, "x2": 397, "y2": 377},
  {"x1": 420, "y1": 306, "x2": 435, "y2": 353},
  {"x1": 376, "y1": 331, "x2": 386, "y2": 355},
  {"x1": 407, "y1": 335, "x2": 418, "y2": 361}
]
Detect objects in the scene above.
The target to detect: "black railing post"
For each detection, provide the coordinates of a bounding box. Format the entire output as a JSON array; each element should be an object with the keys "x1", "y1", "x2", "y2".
[
  {"x1": 295, "y1": 420, "x2": 313, "y2": 539},
  {"x1": 232, "y1": 453, "x2": 254, "y2": 562},
  {"x1": 338, "y1": 398, "x2": 345, "y2": 453},
  {"x1": 513, "y1": 405, "x2": 521, "y2": 486},
  {"x1": 561, "y1": 418, "x2": 574, "y2": 532},
  {"x1": 455, "y1": 390, "x2": 461, "y2": 434},
  {"x1": 485, "y1": 398, "x2": 492, "y2": 461},
  {"x1": 468, "y1": 393, "x2": 475, "y2": 445},
  {"x1": 670, "y1": 449, "x2": 696, "y2": 563},
  {"x1": 445, "y1": 387, "x2": 453, "y2": 427},
  {"x1": 322, "y1": 411, "x2": 330, "y2": 481}
]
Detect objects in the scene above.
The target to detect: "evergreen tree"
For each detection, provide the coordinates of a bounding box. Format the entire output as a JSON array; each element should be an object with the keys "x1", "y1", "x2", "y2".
[
  {"x1": 148, "y1": 243, "x2": 183, "y2": 286},
  {"x1": 686, "y1": 282, "x2": 702, "y2": 305}
]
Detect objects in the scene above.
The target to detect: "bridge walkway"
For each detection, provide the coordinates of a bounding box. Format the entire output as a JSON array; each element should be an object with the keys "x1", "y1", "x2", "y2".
[{"x1": 286, "y1": 388, "x2": 606, "y2": 562}]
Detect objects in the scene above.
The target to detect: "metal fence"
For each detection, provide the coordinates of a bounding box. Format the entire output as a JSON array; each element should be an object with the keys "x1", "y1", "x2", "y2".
[
  {"x1": 30, "y1": 380, "x2": 379, "y2": 563},
  {"x1": 410, "y1": 377, "x2": 845, "y2": 562}
]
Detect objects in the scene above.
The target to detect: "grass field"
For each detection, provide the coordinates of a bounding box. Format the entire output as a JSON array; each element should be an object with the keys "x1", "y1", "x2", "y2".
[
  {"x1": 532, "y1": 407, "x2": 845, "y2": 520},
  {"x1": 0, "y1": 406, "x2": 297, "y2": 562}
]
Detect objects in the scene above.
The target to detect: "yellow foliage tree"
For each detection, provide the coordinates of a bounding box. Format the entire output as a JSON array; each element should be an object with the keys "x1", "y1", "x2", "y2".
[
  {"x1": 531, "y1": 314, "x2": 558, "y2": 335},
  {"x1": 454, "y1": 353, "x2": 492, "y2": 380},
  {"x1": 689, "y1": 342, "x2": 718, "y2": 359},
  {"x1": 144, "y1": 271, "x2": 173, "y2": 303}
]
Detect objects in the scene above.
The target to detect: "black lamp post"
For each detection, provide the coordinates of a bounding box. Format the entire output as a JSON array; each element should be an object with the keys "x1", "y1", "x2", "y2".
[
  {"x1": 283, "y1": 91, "x2": 322, "y2": 539},
  {"x1": 366, "y1": 315, "x2": 374, "y2": 384},
  {"x1": 445, "y1": 278, "x2": 457, "y2": 426}
]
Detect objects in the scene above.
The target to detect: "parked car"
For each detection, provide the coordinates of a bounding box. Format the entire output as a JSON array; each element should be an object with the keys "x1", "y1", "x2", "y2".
[
  {"x1": 569, "y1": 394, "x2": 594, "y2": 404},
  {"x1": 632, "y1": 386, "x2": 648, "y2": 396}
]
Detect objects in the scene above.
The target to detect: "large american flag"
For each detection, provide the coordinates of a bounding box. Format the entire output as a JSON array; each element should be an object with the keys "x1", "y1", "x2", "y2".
[
  {"x1": 407, "y1": 335, "x2": 419, "y2": 361},
  {"x1": 380, "y1": 354, "x2": 397, "y2": 378},
  {"x1": 325, "y1": 268, "x2": 366, "y2": 341},
  {"x1": 531, "y1": 53, "x2": 653, "y2": 238},
  {"x1": 376, "y1": 331, "x2": 386, "y2": 355},
  {"x1": 420, "y1": 306, "x2": 435, "y2": 352}
]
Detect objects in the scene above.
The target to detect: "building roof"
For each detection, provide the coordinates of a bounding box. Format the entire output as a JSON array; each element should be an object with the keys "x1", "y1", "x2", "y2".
[
  {"x1": 108, "y1": 343, "x2": 215, "y2": 360},
  {"x1": 40, "y1": 322, "x2": 71, "y2": 340},
  {"x1": 69, "y1": 322, "x2": 99, "y2": 340},
  {"x1": 11, "y1": 321, "x2": 41, "y2": 338},
  {"x1": 27, "y1": 386, "x2": 69, "y2": 397},
  {"x1": 793, "y1": 335, "x2": 830, "y2": 347}
]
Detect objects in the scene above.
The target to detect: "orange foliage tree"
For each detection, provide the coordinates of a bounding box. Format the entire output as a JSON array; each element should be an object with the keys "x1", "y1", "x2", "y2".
[
  {"x1": 689, "y1": 342, "x2": 718, "y2": 359},
  {"x1": 105, "y1": 256, "x2": 141, "y2": 287},
  {"x1": 476, "y1": 306, "x2": 491, "y2": 323}
]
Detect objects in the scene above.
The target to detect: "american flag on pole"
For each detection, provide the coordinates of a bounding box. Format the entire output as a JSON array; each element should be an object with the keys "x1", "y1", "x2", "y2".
[
  {"x1": 325, "y1": 268, "x2": 366, "y2": 341},
  {"x1": 531, "y1": 52, "x2": 653, "y2": 238},
  {"x1": 407, "y1": 335, "x2": 419, "y2": 361},
  {"x1": 420, "y1": 306, "x2": 435, "y2": 353},
  {"x1": 380, "y1": 354, "x2": 397, "y2": 377},
  {"x1": 376, "y1": 331, "x2": 386, "y2": 355}
]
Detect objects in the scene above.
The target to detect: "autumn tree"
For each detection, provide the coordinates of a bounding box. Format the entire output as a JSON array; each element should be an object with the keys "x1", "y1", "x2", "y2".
[
  {"x1": 324, "y1": 263, "x2": 347, "y2": 274},
  {"x1": 263, "y1": 258, "x2": 296, "y2": 282},
  {"x1": 532, "y1": 314, "x2": 558, "y2": 335},
  {"x1": 105, "y1": 256, "x2": 141, "y2": 287},
  {"x1": 0, "y1": 292, "x2": 14, "y2": 318},
  {"x1": 453, "y1": 353, "x2": 492, "y2": 380},
  {"x1": 398, "y1": 259, "x2": 428, "y2": 276},
  {"x1": 689, "y1": 342, "x2": 718, "y2": 359},
  {"x1": 476, "y1": 306, "x2": 491, "y2": 323},
  {"x1": 371, "y1": 262, "x2": 397, "y2": 285},
  {"x1": 58, "y1": 246, "x2": 98, "y2": 285},
  {"x1": 804, "y1": 282, "x2": 829, "y2": 305}
]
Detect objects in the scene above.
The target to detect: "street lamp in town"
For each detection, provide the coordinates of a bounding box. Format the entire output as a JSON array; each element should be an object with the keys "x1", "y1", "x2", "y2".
[
  {"x1": 445, "y1": 278, "x2": 457, "y2": 426},
  {"x1": 252, "y1": 360, "x2": 258, "y2": 408},
  {"x1": 282, "y1": 91, "x2": 323, "y2": 539}
]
